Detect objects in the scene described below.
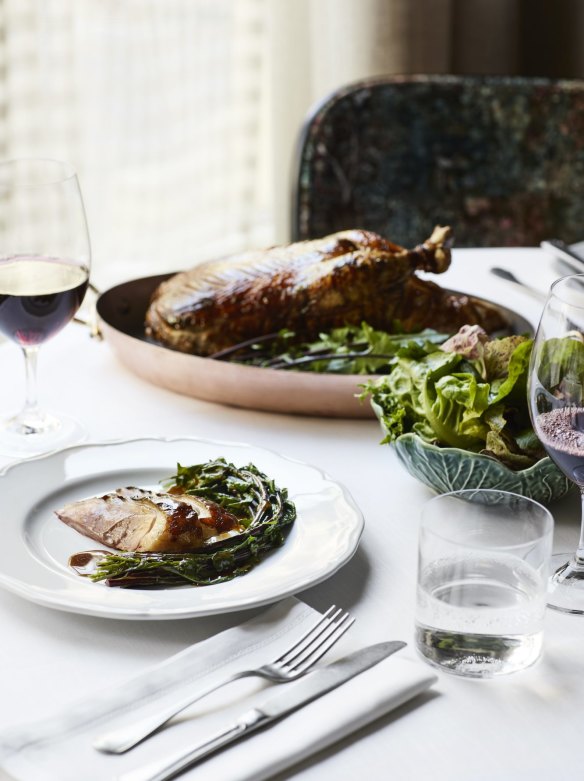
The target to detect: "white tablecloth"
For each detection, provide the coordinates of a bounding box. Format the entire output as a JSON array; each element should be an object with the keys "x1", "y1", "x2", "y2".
[{"x1": 0, "y1": 247, "x2": 582, "y2": 781}]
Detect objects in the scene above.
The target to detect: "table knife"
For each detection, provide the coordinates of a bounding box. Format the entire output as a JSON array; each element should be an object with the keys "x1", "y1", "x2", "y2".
[
  {"x1": 117, "y1": 640, "x2": 406, "y2": 781},
  {"x1": 540, "y1": 239, "x2": 584, "y2": 273}
]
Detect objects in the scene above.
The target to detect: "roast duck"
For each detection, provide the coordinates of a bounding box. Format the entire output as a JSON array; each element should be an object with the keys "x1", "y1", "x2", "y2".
[
  {"x1": 56, "y1": 487, "x2": 244, "y2": 553},
  {"x1": 145, "y1": 226, "x2": 506, "y2": 356}
]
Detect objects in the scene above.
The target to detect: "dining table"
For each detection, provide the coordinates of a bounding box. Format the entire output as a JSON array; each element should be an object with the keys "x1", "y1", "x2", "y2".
[{"x1": 0, "y1": 243, "x2": 583, "y2": 781}]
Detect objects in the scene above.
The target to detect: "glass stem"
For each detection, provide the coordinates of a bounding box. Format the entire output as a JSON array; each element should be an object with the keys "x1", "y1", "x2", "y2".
[
  {"x1": 577, "y1": 489, "x2": 584, "y2": 565},
  {"x1": 21, "y1": 345, "x2": 40, "y2": 421}
]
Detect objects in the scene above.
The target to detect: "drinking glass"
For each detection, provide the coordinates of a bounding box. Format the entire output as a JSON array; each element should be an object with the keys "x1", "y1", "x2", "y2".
[
  {"x1": 0, "y1": 159, "x2": 91, "y2": 456},
  {"x1": 415, "y1": 489, "x2": 553, "y2": 677},
  {"x1": 529, "y1": 273, "x2": 584, "y2": 614}
]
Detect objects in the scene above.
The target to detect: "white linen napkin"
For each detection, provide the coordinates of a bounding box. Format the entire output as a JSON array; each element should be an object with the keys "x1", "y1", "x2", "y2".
[{"x1": 0, "y1": 598, "x2": 437, "y2": 781}]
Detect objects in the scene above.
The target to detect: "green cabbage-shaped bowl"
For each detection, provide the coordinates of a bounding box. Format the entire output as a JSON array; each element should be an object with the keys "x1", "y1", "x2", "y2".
[
  {"x1": 370, "y1": 401, "x2": 571, "y2": 504},
  {"x1": 389, "y1": 432, "x2": 571, "y2": 505}
]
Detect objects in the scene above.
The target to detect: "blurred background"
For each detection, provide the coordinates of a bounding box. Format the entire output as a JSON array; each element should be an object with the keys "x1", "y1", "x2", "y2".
[{"x1": 1, "y1": 0, "x2": 583, "y2": 285}]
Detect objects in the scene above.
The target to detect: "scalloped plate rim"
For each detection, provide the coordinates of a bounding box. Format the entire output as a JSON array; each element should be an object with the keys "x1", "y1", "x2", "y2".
[{"x1": 0, "y1": 436, "x2": 364, "y2": 620}]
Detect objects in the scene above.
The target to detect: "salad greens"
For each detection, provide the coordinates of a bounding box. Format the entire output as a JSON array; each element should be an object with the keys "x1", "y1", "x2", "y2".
[
  {"x1": 78, "y1": 458, "x2": 296, "y2": 588},
  {"x1": 364, "y1": 325, "x2": 544, "y2": 470},
  {"x1": 536, "y1": 333, "x2": 584, "y2": 405},
  {"x1": 214, "y1": 324, "x2": 450, "y2": 374}
]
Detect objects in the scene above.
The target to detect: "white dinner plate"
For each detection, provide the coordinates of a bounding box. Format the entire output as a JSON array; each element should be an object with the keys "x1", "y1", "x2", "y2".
[{"x1": 0, "y1": 437, "x2": 363, "y2": 620}]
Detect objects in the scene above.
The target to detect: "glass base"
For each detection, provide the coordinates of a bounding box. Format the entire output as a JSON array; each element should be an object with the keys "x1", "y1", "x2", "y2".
[
  {"x1": 0, "y1": 409, "x2": 86, "y2": 458},
  {"x1": 415, "y1": 623, "x2": 542, "y2": 678},
  {"x1": 547, "y1": 553, "x2": 584, "y2": 615}
]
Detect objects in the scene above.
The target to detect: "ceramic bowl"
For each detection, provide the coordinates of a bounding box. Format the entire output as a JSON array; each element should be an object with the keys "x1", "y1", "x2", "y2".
[
  {"x1": 390, "y1": 432, "x2": 572, "y2": 505},
  {"x1": 388, "y1": 431, "x2": 572, "y2": 505}
]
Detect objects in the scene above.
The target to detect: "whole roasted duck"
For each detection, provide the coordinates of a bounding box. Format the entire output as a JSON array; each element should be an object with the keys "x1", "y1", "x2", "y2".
[{"x1": 145, "y1": 226, "x2": 506, "y2": 356}]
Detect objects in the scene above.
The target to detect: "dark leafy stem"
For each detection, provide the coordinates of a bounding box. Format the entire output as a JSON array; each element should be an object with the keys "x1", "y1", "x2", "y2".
[
  {"x1": 264, "y1": 351, "x2": 399, "y2": 370},
  {"x1": 209, "y1": 331, "x2": 286, "y2": 360},
  {"x1": 72, "y1": 459, "x2": 296, "y2": 589},
  {"x1": 209, "y1": 325, "x2": 450, "y2": 375}
]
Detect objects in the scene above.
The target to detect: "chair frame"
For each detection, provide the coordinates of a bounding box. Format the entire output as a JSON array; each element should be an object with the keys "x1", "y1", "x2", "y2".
[{"x1": 290, "y1": 74, "x2": 584, "y2": 247}]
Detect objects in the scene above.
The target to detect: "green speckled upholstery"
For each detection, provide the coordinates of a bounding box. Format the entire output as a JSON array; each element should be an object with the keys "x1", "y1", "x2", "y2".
[{"x1": 291, "y1": 75, "x2": 584, "y2": 248}]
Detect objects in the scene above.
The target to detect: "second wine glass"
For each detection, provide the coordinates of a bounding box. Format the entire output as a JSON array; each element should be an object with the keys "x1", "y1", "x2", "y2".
[
  {"x1": 529, "y1": 273, "x2": 584, "y2": 614},
  {"x1": 0, "y1": 159, "x2": 91, "y2": 457}
]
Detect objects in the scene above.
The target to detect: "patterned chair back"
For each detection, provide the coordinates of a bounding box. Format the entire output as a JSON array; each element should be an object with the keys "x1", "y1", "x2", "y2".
[{"x1": 291, "y1": 74, "x2": 584, "y2": 247}]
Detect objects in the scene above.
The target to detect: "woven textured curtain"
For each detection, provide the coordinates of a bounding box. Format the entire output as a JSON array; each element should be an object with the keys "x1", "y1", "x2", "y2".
[
  {"x1": 0, "y1": 0, "x2": 272, "y2": 286},
  {"x1": 1, "y1": 0, "x2": 583, "y2": 276}
]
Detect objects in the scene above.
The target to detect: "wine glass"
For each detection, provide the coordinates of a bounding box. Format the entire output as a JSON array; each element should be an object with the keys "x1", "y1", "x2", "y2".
[
  {"x1": 0, "y1": 159, "x2": 91, "y2": 457},
  {"x1": 528, "y1": 273, "x2": 584, "y2": 613}
]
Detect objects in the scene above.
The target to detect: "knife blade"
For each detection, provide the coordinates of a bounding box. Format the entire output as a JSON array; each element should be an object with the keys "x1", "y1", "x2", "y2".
[
  {"x1": 540, "y1": 239, "x2": 584, "y2": 273},
  {"x1": 489, "y1": 267, "x2": 547, "y2": 300},
  {"x1": 117, "y1": 640, "x2": 406, "y2": 781}
]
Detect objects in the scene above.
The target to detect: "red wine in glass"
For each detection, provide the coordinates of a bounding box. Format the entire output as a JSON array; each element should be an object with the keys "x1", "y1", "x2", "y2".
[
  {"x1": 0, "y1": 256, "x2": 89, "y2": 347},
  {"x1": 528, "y1": 273, "x2": 584, "y2": 614},
  {"x1": 0, "y1": 158, "x2": 92, "y2": 456},
  {"x1": 535, "y1": 407, "x2": 584, "y2": 486}
]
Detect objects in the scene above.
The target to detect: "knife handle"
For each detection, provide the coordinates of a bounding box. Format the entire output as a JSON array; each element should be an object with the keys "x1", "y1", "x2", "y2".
[
  {"x1": 116, "y1": 708, "x2": 268, "y2": 781},
  {"x1": 94, "y1": 670, "x2": 255, "y2": 753},
  {"x1": 540, "y1": 239, "x2": 584, "y2": 271}
]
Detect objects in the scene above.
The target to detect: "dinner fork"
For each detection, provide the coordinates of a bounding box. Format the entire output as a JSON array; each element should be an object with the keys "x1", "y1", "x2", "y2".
[{"x1": 93, "y1": 605, "x2": 354, "y2": 755}]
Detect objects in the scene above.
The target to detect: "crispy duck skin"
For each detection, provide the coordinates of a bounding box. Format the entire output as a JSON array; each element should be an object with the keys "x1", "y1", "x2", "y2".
[
  {"x1": 145, "y1": 226, "x2": 505, "y2": 356},
  {"x1": 55, "y1": 487, "x2": 244, "y2": 553}
]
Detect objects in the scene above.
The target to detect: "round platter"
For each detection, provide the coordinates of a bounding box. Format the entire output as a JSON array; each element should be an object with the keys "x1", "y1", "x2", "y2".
[{"x1": 0, "y1": 437, "x2": 363, "y2": 620}]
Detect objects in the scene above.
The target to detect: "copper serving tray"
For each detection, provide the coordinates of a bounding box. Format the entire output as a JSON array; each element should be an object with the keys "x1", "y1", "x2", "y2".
[{"x1": 96, "y1": 274, "x2": 532, "y2": 418}]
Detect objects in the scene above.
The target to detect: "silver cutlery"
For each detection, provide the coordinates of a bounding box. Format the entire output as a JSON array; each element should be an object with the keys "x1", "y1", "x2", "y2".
[
  {"x1": 116, "y1": 640, "x2": 406, "y2": 781},
  {"x1": 489, "y1": 267, "x2": 546, "y2": 300},
  {"x1": 95, "y1": 605, "x2": 354, "y2": 755},
  {"x1": 540, "y1": 238, "x2": 584, "y2": 273}
]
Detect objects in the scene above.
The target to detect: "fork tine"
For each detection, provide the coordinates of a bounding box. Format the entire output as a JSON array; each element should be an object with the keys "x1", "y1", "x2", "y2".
[
  {"x1": 272, "y1": 605, "x2": 337, "y2": 665},
  {"x1": 280, "y1": 607, "x2": 345, "y2": 666},
  {"x1": 285, "y1": 612, "x2": 354, "y2": 673}
]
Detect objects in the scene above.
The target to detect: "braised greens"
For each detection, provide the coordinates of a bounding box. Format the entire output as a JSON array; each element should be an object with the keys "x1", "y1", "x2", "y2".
[
  {"x1": 212, "y1": 324, "x2": 450, "y2": 375},
  {"x1": 81, "y1": 458, "x2": 296, "y2": 588}
]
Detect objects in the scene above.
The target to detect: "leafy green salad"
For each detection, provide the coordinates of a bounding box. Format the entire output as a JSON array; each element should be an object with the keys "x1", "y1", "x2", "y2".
[{"x1": 364, "y1": 325, "x2": 545, "y2": 470}]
